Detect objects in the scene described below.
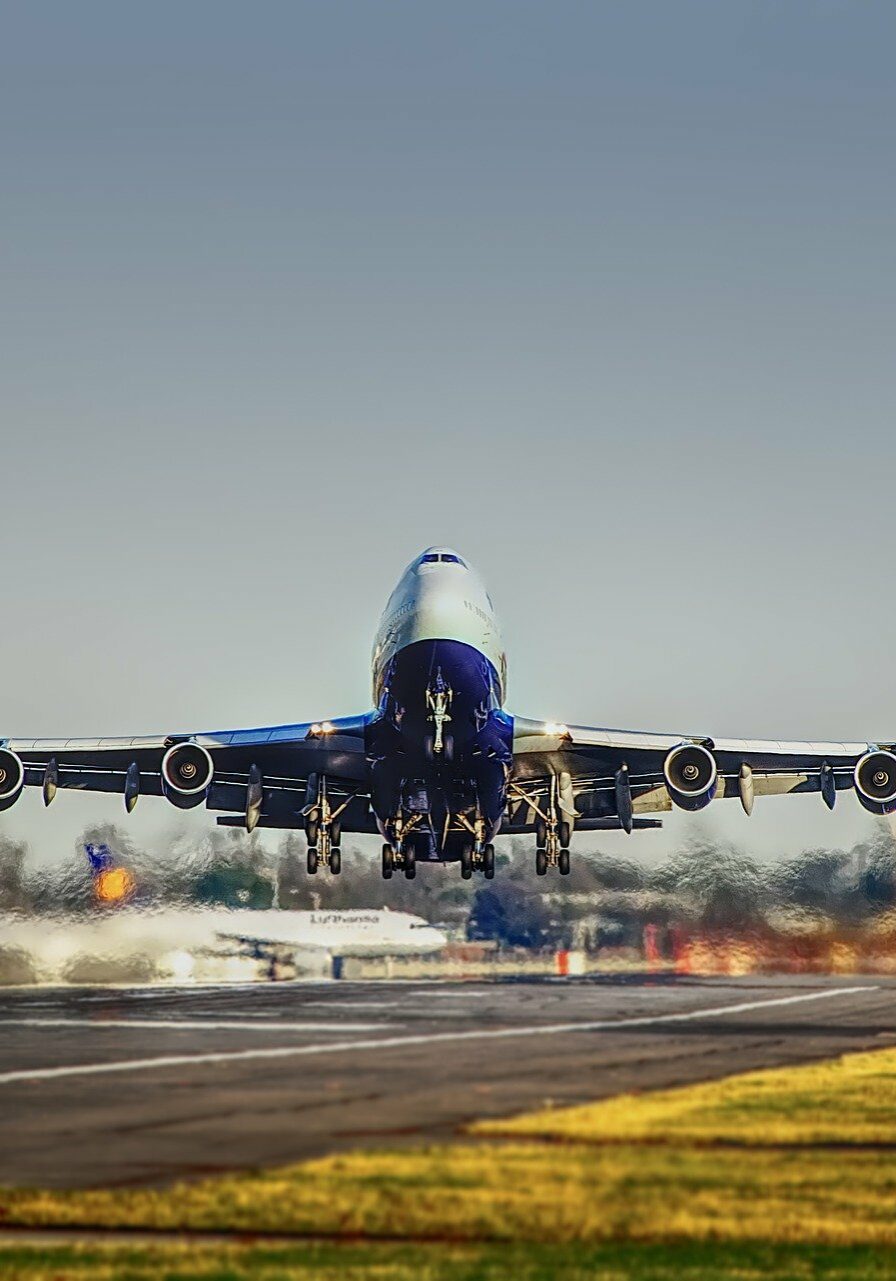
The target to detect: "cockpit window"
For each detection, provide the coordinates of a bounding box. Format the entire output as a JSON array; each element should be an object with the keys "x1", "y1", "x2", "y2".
[{"x1": 420, "y1": 552, "x2": 466, "y2": 566}]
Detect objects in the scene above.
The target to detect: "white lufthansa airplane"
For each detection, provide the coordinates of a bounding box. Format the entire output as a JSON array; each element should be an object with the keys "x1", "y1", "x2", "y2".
[
  {"x1": 0, "y1": 548, "x2": 890, "y2": 880},
  {"x1": 0, "y1": 907, "x2": 447, "y2": 985}
]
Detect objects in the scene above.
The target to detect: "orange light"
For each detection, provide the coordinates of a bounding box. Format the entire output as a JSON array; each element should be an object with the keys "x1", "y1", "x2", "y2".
[{"x1": 95, "y1": 867, "x2": 136, "y2": 905}]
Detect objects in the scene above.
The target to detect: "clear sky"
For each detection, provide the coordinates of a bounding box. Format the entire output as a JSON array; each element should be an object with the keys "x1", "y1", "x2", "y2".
[{"x1": 1, "y1": 1, "x2": 894, "y2": 867}]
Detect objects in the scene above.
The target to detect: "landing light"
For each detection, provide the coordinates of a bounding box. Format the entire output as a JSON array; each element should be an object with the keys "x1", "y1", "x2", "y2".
[
  {"x1": 309, "y1": 721, "x2": 336, "y2": 737},
  {"x1": 544, "y1": 722, "x2": 570, "y2": 737}
]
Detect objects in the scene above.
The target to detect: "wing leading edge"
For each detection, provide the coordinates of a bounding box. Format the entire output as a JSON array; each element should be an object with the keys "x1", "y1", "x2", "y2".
[
  {"x1": 509, "y1": 715, "x2": 888, "y2": 833},
  {"x1": 0, "y1": 713, "x2": 375, "y2": 833}
]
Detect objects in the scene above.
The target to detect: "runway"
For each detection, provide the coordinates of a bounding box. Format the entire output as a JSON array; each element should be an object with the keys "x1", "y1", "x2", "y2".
[{"x1": 0, "y1": 974, "x2": 893, "y2": 1188}]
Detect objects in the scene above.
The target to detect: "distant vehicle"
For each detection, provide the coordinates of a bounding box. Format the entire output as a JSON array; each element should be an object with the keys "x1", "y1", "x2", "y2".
[{"x1": 0, "y1": 548, "x2": 887, "y2": 880}]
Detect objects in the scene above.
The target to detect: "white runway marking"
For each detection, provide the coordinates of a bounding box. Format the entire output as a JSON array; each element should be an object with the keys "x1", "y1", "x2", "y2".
[
  {"x1": 0, "y1": 986, "x2": 874, "y2": 1086},
  {"x1": 0, "y1": 1018, "x2": 396, "y2": 1034},
  {"x1": 303, "y1": 1001, "x2": 401, "y2": 1010}
]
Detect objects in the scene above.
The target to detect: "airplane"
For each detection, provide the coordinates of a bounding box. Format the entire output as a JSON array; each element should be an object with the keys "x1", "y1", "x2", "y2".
[
  {"x1": 0, "y1": 906, "x2": 448, "y2": 984},
  {"x1": 0, "y1": 843, "x2": 447, "y2": 984},
  {"x1": 0, "y1": 546, "x2": 891, "y2": 882}
]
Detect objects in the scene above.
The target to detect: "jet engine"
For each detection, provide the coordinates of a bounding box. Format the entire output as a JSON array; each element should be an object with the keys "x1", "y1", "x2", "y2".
[
  {"x1": 853, "y1": 749, "x2": 896, "y2": 815},
  {"x1": 663, "y1": 743, "x2": 718, "y2": 811},
  {"x1": 0, "y1": 748, "x2": 24, "y2": 811},
  {"x1": 161, "y1": 742, "x2": 214, "y2": 809}
]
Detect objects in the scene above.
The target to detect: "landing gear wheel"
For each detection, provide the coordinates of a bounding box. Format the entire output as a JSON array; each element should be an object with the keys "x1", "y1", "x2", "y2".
[
  {"x1": 381, "y1": 843, "x2": 394, "y2": 880},
  {"x1": 535, "y1": 848, "x2": 548, "y2": 876},
  {"x1": 423, "y1": 735, "x2": 434, "y2": 763},
  {"x1": 483, "y1": 843, "x2": 495, "y2": 879},
  {"x1": 535, "y1": 818, "x2": 547, "y2": 848},
  {"x1": 330, "y1": 849, "x2": 342, "y2": 875},
  {"x1": 558, "y1": 849, "x2": 571, "y2": 876},
  {"x1": 559, "y1": 822, "x2": 571, "y2": 849},
  {"x1": 443, "y1": 734, "x2": 454, "y2": 763},
  {"x1": 307, "y1": 846, "x2": 319, "y2": 875},
  {"x1": 404, "y1": 847, "x2": 416, "y2": 880},
  {"x1": 330, "y1": 820, "x2": 342, "y2": 847},
  {"x1": 306, "y1": 817, "x2": 320, "y2": 846},
  {"x1": 460, "y1": 844, "x2": 473, "y2": 880}
]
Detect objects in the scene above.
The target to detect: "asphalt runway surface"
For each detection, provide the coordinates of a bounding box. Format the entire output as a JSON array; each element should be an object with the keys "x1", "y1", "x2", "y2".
[{"x1": 0, "y1": 974, "x2": 894, "y2": 1188}]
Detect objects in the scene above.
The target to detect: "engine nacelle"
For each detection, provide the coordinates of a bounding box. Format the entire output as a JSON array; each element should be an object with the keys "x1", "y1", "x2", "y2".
[
  {"x1": 854, "y1": 749, "x2": 896, "y2": 815},
  {"x1": 0, "y1": 748, "x2": 24, "y2": 812},
  {"x1": 161, "y1": 742, "x2": 214, "y2": 809},
  {"x1": 663, "y1": 743, "x2": 718, "y2": 811}
]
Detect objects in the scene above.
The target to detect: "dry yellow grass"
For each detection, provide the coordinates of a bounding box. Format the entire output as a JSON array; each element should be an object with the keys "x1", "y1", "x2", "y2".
[
  {"x1": 470, "y1": 1045, "x2": 896, "y2": 1147},
  {"x1": 5, "y1": 1141, "x2": 896, "y2": 1246}
]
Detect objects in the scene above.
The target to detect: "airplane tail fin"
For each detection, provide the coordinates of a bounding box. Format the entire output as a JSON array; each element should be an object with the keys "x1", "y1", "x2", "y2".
[{"x1": 85, "y1": 842, "x2": 136, "y2": 905}]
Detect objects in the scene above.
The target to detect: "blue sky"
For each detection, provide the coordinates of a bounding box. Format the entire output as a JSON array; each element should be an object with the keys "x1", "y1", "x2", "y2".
[{"x1": 1, "y1": 2, "x2": 895, "y2": 865}]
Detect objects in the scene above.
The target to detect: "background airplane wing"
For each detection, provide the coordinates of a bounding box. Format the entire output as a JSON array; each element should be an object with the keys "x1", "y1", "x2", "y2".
[
  {"x1": 2, "y1": 714, "x2": 376, "y2": 832},
  {"x1": 509, "y1": 715, "x2": 887, "y2": 831}
]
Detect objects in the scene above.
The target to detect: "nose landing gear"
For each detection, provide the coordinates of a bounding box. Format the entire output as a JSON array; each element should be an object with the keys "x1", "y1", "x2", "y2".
[{"x1": 424, "y1": 669, "x2": 454, "y2": 762}]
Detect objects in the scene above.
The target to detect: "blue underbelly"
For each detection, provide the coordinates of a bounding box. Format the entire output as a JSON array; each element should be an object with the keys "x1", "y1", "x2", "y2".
[{"x1": 366, "y1": 639, "x2": 513, "y2": 857}]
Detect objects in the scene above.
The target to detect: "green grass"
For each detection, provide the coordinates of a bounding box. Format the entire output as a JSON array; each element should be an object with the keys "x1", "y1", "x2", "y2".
[{"x1": 1, "y1": 1240, "x2": 896, "y2": 1280}]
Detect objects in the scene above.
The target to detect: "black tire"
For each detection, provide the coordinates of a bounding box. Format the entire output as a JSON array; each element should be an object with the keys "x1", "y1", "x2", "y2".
[
  {"x1": 423, "y1": 735, "x2": 434, "y2": 763},
  {"x1": 382, "y1": 843, "x2": 393, "y2": 880},
  {"x1": 558, "y1": 848, "x2": 571, "y2": 876},
  {"x1": 330, "y1": 849, "x2": 342, "y2": 875},
  {"x1": 460, "y1": 844, "x2": 473, "y2": 877},
  {"x1": 483, "y1": 843, "x2": 495, "y2": 880},
  {"x1": 306, "y1": 817, "x2": 320, "y2": 846},
  {"x1": 535, "y1": 848, "x2": 548, "y2": 876},
  {"x1": 535, "y1": 818, "x2": 547, "y2": 848},
  {"x1": 330, "y1": 820, "x2": 341, "y2": 847},
  {"x1": 559, "y1": 822, "x2": 571, "y2": 848},
  {"x1": 443, "y1": 734, "x2": 454, "y2": 763},
  {"x1": 307, "y1": 846, "x2": 319, "y2": 875},
  {"x1": 404, "y1": 846, "x2": 416, "y2": 879}
]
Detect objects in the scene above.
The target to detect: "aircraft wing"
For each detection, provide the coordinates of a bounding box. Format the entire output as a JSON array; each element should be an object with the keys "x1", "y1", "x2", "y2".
[
  {"x1": 509, "y1": 716, "x2": 887, "y2": 830},
  {"x1": 2, "y1": 714, "x2": 376, "y2": 831}
]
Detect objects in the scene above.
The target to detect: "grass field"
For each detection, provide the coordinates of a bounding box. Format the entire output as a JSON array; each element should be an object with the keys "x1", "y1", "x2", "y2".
[
  {"x1": 1, "y1": 1240, "x2": 895, "y2": 1280},
  {"x1": 3, "y1": 1047, "x2": 896, "y2": 1277}
]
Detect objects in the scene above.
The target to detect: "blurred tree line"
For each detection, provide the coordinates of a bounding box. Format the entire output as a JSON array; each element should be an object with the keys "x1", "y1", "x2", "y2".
[{"x1": 2, "y1": 822, "x2": 896, "y2": 952}]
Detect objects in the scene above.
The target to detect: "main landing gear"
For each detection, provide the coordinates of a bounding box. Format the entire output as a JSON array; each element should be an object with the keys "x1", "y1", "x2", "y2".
[
  {"x1": 381, "y1": 814, "x2": 420, "y2": 879},
  {"x1": 459, "y1": 841, "x2": 495, "y2": 880},
  {"x1": 510, "y1": 776, "x2": 574, "y2": 877},
  {"x1": 382, "y1": 842, "x2": 416, "y2": 880},
  {"x1": 304, "y1": 774, "x2": 345, "y2": 875},
  {"x1": 535, "y1": 816, "x2": 571, "y2": 876}
]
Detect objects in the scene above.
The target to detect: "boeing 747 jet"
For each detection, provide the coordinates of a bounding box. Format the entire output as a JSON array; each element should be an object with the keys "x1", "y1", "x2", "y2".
[{"x1": 0, "y1": 549, "x2": 889, "y2": 880}]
